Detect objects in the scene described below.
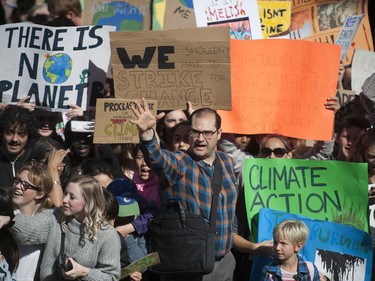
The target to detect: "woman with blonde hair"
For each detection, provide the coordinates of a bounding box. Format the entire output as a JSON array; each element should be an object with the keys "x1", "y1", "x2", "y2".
[
  {"x1": 1, "y1": 175, "x2": 121, "y2": 280},
  {"x1": 12, "y1": 162, "x2": 53, "y2": 281}
]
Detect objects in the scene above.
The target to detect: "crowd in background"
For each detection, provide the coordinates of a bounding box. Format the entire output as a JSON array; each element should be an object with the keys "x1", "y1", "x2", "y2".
[{"x1": 0, "y1": 0, "x2": 375, "y2": 281}]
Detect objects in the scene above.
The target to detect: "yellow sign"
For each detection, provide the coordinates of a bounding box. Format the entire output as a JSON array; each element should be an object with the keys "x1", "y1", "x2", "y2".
[{"x1": 258, "y1": 1, "x2": 291, "y2": 38}]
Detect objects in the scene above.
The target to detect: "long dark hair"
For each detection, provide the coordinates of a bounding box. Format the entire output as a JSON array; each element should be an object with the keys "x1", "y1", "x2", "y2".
[
  {"x1": 0, "y1": 187, "x2": 19, "y2": 273},
  {"x1": 23, "y1": 137, "x2": 71, "y2": 188}
]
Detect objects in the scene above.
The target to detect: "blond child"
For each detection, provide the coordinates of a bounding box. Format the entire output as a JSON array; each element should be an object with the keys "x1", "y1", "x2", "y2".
[{"x1": 261, "y1": 220, "x2": 321, "y2": 281}]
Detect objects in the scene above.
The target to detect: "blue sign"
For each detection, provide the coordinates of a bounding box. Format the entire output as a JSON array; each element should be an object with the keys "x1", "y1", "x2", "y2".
[{"x1": 250, "y1": 208, "x2": 373, "y2": 281}]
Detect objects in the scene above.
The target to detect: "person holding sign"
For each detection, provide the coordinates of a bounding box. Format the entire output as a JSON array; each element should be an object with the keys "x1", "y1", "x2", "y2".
[
  {"x1": 130, "y1": 98, "x2": 237, "y2": 281},
  {"x1": 258, "y1": 135, "x2": 294, "y2": 159},
  {"x1": 261, "y1": 220, "x2": 321, "y2": 281},
  {"x1": 348, "y1": 128, "x2": 375, "y2": 276}
]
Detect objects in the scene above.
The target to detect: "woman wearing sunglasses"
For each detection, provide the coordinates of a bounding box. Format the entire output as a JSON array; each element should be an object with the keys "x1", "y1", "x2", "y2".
[
  {"x1": 219, "y1": 133, "x2": 293, "y2": 281},
  {"x1": 258, "y1": 134, "x2": 293, "y2": 159},
  {"x1": 11, "y1": 162, "x2": 53, "y2": 281}
]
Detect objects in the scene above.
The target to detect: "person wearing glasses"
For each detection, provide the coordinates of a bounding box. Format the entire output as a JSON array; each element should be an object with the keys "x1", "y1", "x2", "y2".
[
  {"x1": 11, "y1": 162, "x2": 53, "y2": 281},
  {"x1": 130, "y1": 99, "x2": 238, "y2": 281},
  {"x1": 219, "y1": 134, "x2": 291, "y2": 281},
  {"x1": 1, "y1": 175, "x2": 121, "y2": 281},
  {"x1": 258, "y1": 135, "x2": 293, "y2": 159},
  {"x1": 23, "y1": 137, "x2": 71, "y2": 207}
]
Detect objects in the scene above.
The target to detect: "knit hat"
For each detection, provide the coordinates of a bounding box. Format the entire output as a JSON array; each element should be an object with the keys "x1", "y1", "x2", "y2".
[
  {"x1": 359, "y1": 73, "x2": 375, "y2": 120},
  {"x1": 107, "y1": 178, "x2": 140, "y2": 217}
]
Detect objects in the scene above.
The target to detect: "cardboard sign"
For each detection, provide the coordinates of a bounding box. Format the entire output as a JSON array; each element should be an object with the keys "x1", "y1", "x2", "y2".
[
  {"x1": 110, "y1": 27, "x2": 231, "y2": 110},
  {"x1": 335, "y1": 14, "x2": 364, "y2": 61},
  {"x1": 269, "y1": 0, "x2": 373, "y2": 65},
  {"x1": 120, "y1": 252, "x2": 160, "y2": 279},
  {"x1": 258, "y1": 1, "x2": 291, "y2": 38},
  {"x1": 83, "y1": 0, "x2": 151, "y2": 31},
  {"x1": 164, "y1": 0, "x2": 196, "y2": 30},
  {"x1": 336, "y1": 89, "x2": 356, "y2": 108},
  {"x1": 218, "y1": 39, "x2": 340, "y2": 140},
  {"x1": 94, "y1": 98, "x2": 157, "y2": 143},
  {"x1": 250, "y1": 209, "x2": 373, "y2": 281},
  {"x1": 192, "y1": 0, "x2": 263, "y2": 39},
  {"x1": 352, "y1": 49, "x2": 375, "y2": 94},
  {"x1": 243, "y1": 158, "x2": 369, "y2": 239},
  {"x1": 0, "y1": 23, "x2": 114, "y2": 110}
]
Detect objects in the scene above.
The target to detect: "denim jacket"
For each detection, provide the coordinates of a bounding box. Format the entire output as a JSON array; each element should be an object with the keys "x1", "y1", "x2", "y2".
[{"x1": 261, "y1": 255, "x2": 319, "y2": 281}]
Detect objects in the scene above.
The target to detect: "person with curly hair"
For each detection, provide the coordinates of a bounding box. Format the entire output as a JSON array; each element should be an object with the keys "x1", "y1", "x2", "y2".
[{"x1": 0, "y1": 105, "x2": 36, "y2": 187}]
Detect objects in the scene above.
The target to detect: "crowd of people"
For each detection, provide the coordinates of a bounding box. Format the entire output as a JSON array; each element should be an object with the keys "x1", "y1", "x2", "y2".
[{"x1": 0, "y1": 0, "x2": 375, "y2": 281}]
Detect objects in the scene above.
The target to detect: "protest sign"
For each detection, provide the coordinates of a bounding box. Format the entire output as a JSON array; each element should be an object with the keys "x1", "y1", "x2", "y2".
[
  {"x1": 152, "y1": 0, "x2": 167, "y2": 30},
  {"x1": 163, "y1": 0, "x2": 196, "y2": 30},
  {"x1": 93, "y1": 98, "x2": 157, "y2": 144},
  {"x1": 110, "y1": 27, "x2": 231, "y2": 110},
  {"x1": 120, "y1": 252, "x2": 160, "y2": 280},
  {"x1": 83, "y1": 0, "x2": 151, "y2": 31},
  {"x1": 258, "y1": 1, "x2": 291, "y2": 39},
  {"x1": 218, "y1": 39, "x2": 340, "y2": 140},
  {"x1": 192, "y1": 0, "x2": 263, "y2": 39},
  {"x1": 0, "y1": 23, "x2": 114, "y2": 110},
  {"x1": 249, "y1": 209, "x2": 373, "y2": 281},
  {"x1": 352, "y1": 49, "x2": 375, "y2": 94},
  {"x1": 243, "y1": 158, "x2": 369, "y2": 239},
  {"x1": 271, "y1": 0, "x2": 373, "y2": 65},
  {"x1": 335, "y1": 14, "x2": 364, "y2": 61},
  {"x1": 336, "y1": 89, "x2": 356, "y2": 108}
]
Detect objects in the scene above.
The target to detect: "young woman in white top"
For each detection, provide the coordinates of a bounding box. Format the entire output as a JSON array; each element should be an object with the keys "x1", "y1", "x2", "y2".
[{"x1": 11, "y1": 162, "x2": 53, "y2": 281}]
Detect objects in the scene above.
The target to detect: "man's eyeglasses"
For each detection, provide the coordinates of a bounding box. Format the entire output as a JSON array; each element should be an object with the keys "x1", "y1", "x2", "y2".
[
  {"x1": 260, "y1": 147, "x2": 287, "y2": 158},
  {"x1": 12, "y1": 177, "x2": 41, "y2": 192},
  {"x1": 189, "y1": 128, "x2": 218, "y2": 139}
]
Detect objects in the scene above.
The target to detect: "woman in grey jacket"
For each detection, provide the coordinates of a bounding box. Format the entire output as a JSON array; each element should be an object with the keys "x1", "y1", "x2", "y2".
[{"x1": 1, "y1": 175, "x2": 121, "y2": 281}]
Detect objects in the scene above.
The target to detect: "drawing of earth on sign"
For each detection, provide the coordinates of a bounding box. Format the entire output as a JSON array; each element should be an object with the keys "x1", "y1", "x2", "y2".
[
  {"x1": 92, "y1": 2, "x2": 144, "y2": 31},
  {"x1": 43, "y1": 53, "x2": 72, "y2": 84},
  {"x1": 178, "y1": 0, "x2": 193, "y2": 8}
]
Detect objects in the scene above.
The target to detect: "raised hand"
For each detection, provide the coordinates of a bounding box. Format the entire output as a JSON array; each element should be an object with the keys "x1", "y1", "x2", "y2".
[
  {"x1": 324, "y1": 96, "x2": 340, "y2": 113},
  {"x1": 17, "y1": 96, "x2": 36, "y2": 111},
  {"x1": 130, "y1": 98, "x2": 165, "y2": 135},
  {"x1": 65, "y1": 103, "x2": 84, "y2": 120}
]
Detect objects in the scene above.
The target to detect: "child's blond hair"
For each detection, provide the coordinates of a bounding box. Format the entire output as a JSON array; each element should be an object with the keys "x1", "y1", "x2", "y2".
[{"x1": 273, "y1": 220, "x2": 309, "y2": 246}]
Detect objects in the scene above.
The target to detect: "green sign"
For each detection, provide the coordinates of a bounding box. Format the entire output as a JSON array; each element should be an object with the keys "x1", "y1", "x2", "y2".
[
  {"x1": 244, "y1": 159, "x2": 368, "y2": 240},
  {"x1": 120, "y1": 252, "x2": 160, "y2": 280}
]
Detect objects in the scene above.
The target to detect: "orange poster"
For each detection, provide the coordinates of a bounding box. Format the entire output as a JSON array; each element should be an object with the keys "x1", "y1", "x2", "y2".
[{"x1": 219, "y1": 39, "x2": 340, "y2": 141}]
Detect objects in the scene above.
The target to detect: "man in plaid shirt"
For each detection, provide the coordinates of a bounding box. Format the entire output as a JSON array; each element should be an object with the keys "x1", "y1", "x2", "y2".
[{"x1": 131, "y1": 99, "x2": 238, "y2": 281}]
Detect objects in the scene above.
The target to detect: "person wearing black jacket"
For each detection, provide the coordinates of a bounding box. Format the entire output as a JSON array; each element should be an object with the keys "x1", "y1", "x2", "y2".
[{"x1": 0, "y1": 105, "x2": 36, "y2": 188}]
